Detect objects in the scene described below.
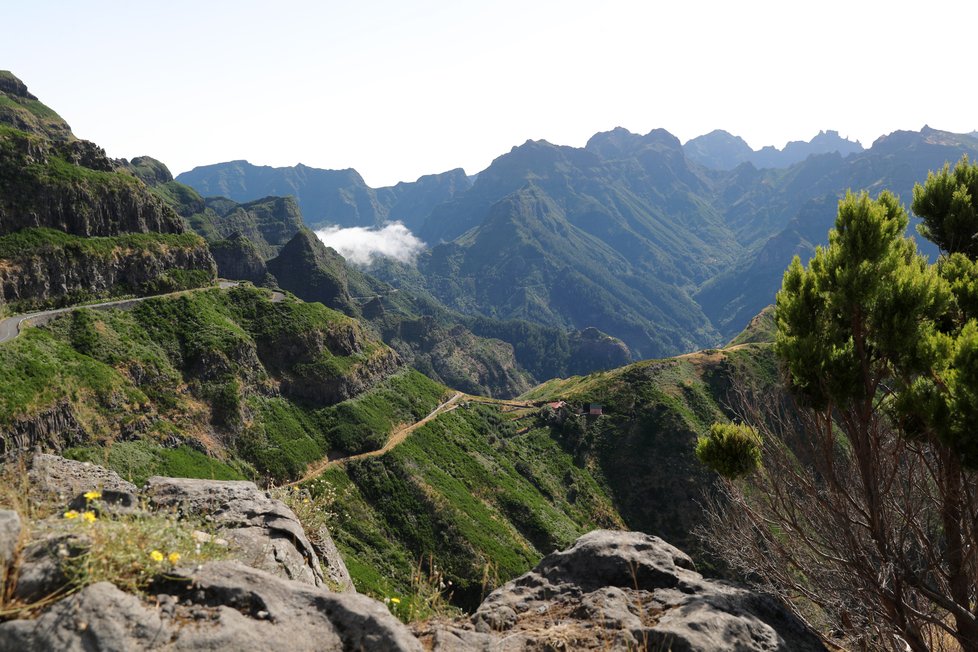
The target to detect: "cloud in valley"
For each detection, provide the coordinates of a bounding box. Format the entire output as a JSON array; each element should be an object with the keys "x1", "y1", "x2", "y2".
[{"x1": 315, "y1": 222, "x2": 425, "y2": 266}]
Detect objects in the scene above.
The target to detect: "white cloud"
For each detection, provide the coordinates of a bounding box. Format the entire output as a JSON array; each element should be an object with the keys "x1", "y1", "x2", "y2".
[{"x1": 315, "y1": 222, "x2": 425, "y2": 266}]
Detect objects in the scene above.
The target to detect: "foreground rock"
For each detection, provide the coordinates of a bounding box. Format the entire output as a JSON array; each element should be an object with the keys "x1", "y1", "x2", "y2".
[
  {"x1": 21, "y1": 454, "x2": 350, "y2": 592},
  {"x1": 0, "y1": 561, "x2": 420, "y2": 651},
  {"x1": 145, "y1": 476, "x2": 326, "y2": 587},
  {"x1": 419, "y1": 530, "x2": 826, "y2": 651},
  {"x1": 0, "y1": 455, "x2": 825, "y2": 651}
]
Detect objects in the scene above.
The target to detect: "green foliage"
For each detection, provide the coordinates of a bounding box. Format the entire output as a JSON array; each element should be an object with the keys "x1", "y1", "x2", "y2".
[
  {"x1": 0, "y1": 327, "x2": 138, "y2": 424},
  {"x1": 695, "y1": 422, "x2": 762, "y2": 479},
  {"x1": 63, "y1": 441, "x2": 248, "y2": 486},
  {"x1": 913, "y1": 156, "x2": 978, "y2": 258},
  {"x1": 321, "y1": 370, "x2": 445, "y2": 454},
  {"x1": 2, "y1": 286, "x2": 410, "y2": 482},
  {"x1": 775, "y1": 191, "x2": 950, "y2": 410},
  {"x1": 325, "y1": 404, "x2": 622, "y2": 609},
  {"x1": 60, "y1": 507, "x2": 229, "y2": 596},
  {"x1": 0, "y1": 228, "x2": 204, "y2": 260}
]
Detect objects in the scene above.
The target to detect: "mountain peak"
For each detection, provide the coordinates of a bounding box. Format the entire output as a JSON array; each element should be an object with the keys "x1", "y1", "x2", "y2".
[
  {"x1": 684, "y1": 129, "x2": 863, "y2": 171},
  {"x1": 0, "y1": 71, "x2": 74, "y2": 141},
  {"x1": 0, "y1": 71, "x2": 37, "y2": 100}
]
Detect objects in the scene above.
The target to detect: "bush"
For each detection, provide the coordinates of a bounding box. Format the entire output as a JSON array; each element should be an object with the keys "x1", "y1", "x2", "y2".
[{"x1": 695, "y1": 422, "x2": 761, "y2": 479}]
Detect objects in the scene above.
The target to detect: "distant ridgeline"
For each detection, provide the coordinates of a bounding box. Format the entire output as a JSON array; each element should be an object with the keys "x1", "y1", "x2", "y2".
[
  {"x1": 178, "y1": 124, "x2": 978, "y2": 361},
  {"x1": 0, "y1": 71, "x2": 215, "y2": 315}
]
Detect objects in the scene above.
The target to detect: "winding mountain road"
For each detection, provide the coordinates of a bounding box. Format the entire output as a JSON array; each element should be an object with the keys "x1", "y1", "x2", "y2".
[
  {"x1": 0, "y1": 282, "x2": 284, "y2": 345},
  {"x1": 288, "y1": 391, "x2": 465, "y2": 486}
]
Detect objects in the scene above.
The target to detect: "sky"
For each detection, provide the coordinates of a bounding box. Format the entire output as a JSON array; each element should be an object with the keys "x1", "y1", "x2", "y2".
[{"x1": 4, "y1": 0, "x2": 976, "y2": 187}]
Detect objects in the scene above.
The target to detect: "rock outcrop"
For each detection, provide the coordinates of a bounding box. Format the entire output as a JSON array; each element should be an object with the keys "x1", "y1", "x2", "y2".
[
  {"x1": 0, "y1": 127, "x2": 186, "y2": 238},
  {"x1": 208, "y1": 233, "x2": 273, "y2": 285},
  {"x1": 0, "y1": 401, "x2": 89, "y2": 456},
  {"x1": 0, "y1": 455, "x2": 825, "y2": 651},
  {"x1": 0, "y1": 71, "x2": 74, "y2": 141},
  {"x1": 0, "y1": 562, "x2": 420, "y2": 652},
  {"x1": 0, "y1": 74, "x2": 217, "y2": 313},
  {"x1": 421, "y1": 530, "x2": 826, "y2": 651},
  {"x1": 266, "y1": 229, "x2": 356, "y2": 314},
  {"x1": 0, "y1": 239, "x2": 216, "y2": 310},
  {"x1": 144, "y1": 476, "x2": 326, "y2": 587}
]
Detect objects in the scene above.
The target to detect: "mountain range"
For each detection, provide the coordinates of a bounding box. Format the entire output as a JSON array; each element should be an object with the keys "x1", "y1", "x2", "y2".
[{"x1": 178, "y1": 124, "x2": 978, "y2": 359}]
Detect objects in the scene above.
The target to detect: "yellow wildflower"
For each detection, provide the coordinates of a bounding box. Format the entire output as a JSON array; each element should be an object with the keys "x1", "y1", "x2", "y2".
[
  {"x1": 83, "y1": 490, "x2": 101, "y2": 501},
  {"x1": 150, "y1": 550, "x2": 164, "y2": 562},
  {"x1": 81, "y1": 511, "x2": 97, "y2": 523},
  {"x1": 390, "y1": 597, "x2": 401, "y2": 605},
  {"x1": 63, "y1": 510, "x2": 79, "y2": 519},
  {"x1": 168, "y1": 552, "x2": 181, "y2": 564}
]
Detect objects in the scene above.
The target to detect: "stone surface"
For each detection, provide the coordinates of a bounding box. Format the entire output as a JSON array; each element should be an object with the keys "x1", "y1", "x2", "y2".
[
  {"x1": 13, "y1": 533, "x2": 90, "y2": 602},
  {"x1": 28, "y1": 453, "x2": 138, "y2": 502},
  {"x1": 313, "y1": 524, "x2": 355, "y2": 592},
  {"x1": 144, "y1": 476, "x2": 325, "y2": 586},
  {"x1": 0, "y1": 561, "x2": 422, "y2": 651},
  {"x1": 0, "y1": 510, "x2": 20, "y2": 566},
  {"x1": 423, "y1": 530, "x2": 826, "y2": 652}
]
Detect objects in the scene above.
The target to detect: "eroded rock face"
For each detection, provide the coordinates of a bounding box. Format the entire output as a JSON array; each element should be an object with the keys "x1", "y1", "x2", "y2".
[
  {"x1": 29, "y1": 452, "x2": 138, "y2": 502},
  {"x1": 0, "y1": 562, "x2": 421, "y2": 652},
  {"x1": 0, "y1": 510, "x2": 20, "y2": 567},
  {"x1": 144, "y1": 476, "x2": 325, "y2": 587},
  {"x1": 422, "y1": 530, "x2": 826, "y2": 652}
]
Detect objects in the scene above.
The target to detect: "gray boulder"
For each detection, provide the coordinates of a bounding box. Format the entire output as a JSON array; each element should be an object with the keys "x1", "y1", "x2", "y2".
[
  {"x1": 313, "y1": 523, "x2": 355, "y2": 592},
  {"x1": 0, "y1": 561, "x2": 421, "y2": 651},
  {"x1": 144, "y1": 477, "x2": 325, "y2": 587},
  {"x1": 0, "y1": 510, "x2": 20, "y2": 567},
  {"x1": 12, "y1": 532, "x2": 89, "y2": 602},
  {"x1": 28, "y1": 453, "x2": 138, "y2": 511},
  {"x1": 426, "y1": 530, "x2": 826, "y2": 652}
]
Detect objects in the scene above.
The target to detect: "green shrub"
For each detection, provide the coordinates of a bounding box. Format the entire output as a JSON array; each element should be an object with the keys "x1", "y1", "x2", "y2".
[{"x1": 695, "y1": 422, "x2": 762, "y2": 479}]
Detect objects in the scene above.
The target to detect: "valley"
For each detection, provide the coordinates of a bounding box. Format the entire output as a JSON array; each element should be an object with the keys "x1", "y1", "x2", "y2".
[{"x1": 3, "y1": 65, "x2": 978, "y2": 651}]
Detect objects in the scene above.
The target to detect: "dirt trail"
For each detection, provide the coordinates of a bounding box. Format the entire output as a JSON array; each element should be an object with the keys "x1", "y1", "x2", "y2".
[{"x1": 288, "y1": 391, "x2": 465, "y2": 486}]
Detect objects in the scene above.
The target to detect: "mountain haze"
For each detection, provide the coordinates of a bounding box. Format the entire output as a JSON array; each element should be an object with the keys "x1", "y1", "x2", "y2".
[
  {"x1": 177, "y1": 161, "x2": 471, "y2": 231},
  {"x1": 175, "y1": 121, "x2": 978, "y2": 358},
  {"x1": 683, "y1": 129, "x2": 864, "y2": 170}
]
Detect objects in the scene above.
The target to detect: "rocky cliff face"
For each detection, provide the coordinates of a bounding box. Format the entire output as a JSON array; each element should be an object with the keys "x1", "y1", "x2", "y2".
[
  {"x1": 0, "y1": 70, "x2": 74, "y2": 141},
  {"x1": 0, "y1": 127, "x2": 186, "y2": 238},
  {"x1": 0, "y1": 74, "x2": 216, "y2": 311},
  {"x1": 266, "y1": 229, "x2": 356, "y2": 313},
  {"x1": 0, "y1": 401, "x2": 87, "y2": 455},
  {"x1": 0, "y1": 237, "x2": 216, "y2": 310},
  {"x1": 208, "y1": 233, "x2": 273, "y2": 285},
  {"x1": 259, "y1": 315, "x2": 403, "y2": 405}
]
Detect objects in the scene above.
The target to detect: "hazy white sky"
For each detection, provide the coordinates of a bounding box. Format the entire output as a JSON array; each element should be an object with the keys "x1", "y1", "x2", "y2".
[{"x1": 4, "y1": 0, "x2": 975, "y2": 187}]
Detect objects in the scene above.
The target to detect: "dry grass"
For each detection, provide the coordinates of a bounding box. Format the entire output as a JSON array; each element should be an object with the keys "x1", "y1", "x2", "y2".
[{"x1": 0, "y1": 459, "x2": 228, "y2": 620}]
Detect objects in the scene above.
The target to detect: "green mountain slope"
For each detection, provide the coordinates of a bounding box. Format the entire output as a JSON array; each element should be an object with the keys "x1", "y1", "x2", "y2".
[
  {"x1": 0, "y1": 285, "x2": 439, "y2": 483},
  {"x1": 0, "y1": 74, "x2": 215, "y2": 314}
]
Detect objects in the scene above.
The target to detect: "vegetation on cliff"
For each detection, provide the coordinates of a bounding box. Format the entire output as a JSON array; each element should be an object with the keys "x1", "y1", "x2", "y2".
[
  {"x1": 0, "y1": 285, "x2": 440, "y2": 484},
  {"x1": 0, "y1": 75, "x2": 216, "y2": 311},
  {"x1": 700, "y1": 161, "x2": 978, "y2": 651}
]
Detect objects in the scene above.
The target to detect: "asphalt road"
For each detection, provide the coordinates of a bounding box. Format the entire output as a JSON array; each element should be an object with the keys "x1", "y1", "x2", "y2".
[{"x1": 0, "y1": 281, "x2": 273, "y2": 345}]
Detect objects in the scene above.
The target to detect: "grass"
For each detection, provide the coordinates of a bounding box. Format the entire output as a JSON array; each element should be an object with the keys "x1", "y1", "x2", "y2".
[
  {"x1": 1, "y1": 285, "x2": 428, "y2": 484},
  {"x1": 0, "y1": 327, "x2": 140, "y2": 426},
  {"x1": 0, "y1": 461, "x2": 228, "y2": 620},
  {"x1": 63, "y1": 441, "x2": 249, "y2": 487},
  {"x1": 322, "y1": 402, "x2": 623, "y2": 611}
]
